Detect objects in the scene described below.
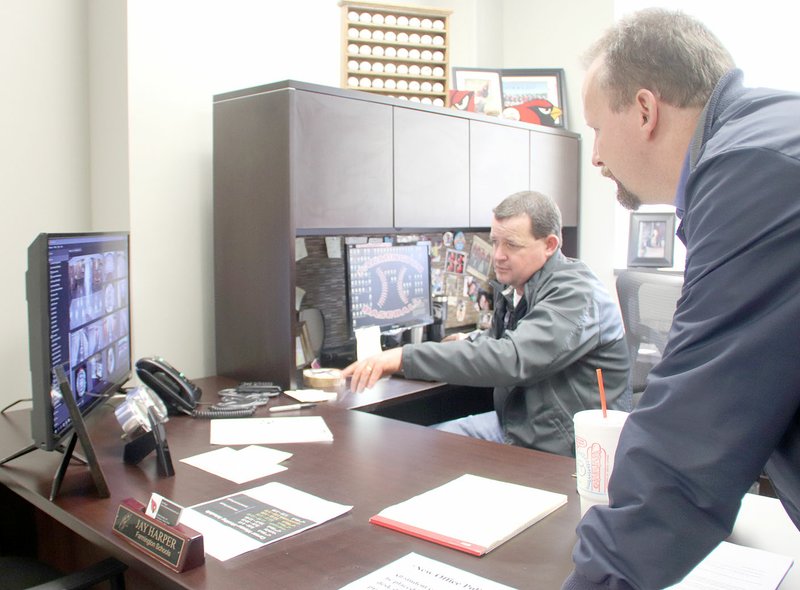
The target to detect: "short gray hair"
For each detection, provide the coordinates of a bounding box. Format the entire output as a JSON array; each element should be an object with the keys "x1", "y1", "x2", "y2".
[
  {"x1": 584, "y1": 8, "x2": 734, "y2": 112},
  {"x1": 493, "y1": 191, "x2": 562, "y2": 245}
]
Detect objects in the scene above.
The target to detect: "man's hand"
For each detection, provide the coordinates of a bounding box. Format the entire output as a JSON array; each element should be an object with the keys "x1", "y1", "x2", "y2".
[
  {"x1": 341, "y1": 348, "x2": 403, "y2": 392},
  {"x1": 442, "y1": 332, "x2": 468, "y2": 342}
]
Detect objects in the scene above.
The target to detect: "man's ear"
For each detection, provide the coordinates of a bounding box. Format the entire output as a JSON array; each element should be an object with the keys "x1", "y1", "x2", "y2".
[
  {"x1": 545, "y1": 234, "x2": 560, "y2": 255},
  {"x1": 636, "y1": 89, "x2": 658, "y2": 135}
]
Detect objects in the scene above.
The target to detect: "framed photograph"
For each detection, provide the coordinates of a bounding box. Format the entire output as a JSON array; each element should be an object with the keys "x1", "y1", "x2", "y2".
[
  {"x1": 448, "y1": 89, "x2": 475, "y2": 112},
  {"x1": 452, "y1": 68, "x2": 503, "y2": 115},
  {"x1": 465, "y1": 236, "x2": 492, "y2": 281},
  {"x1": 445, "y1": 248, "x2": 467, "y2": 274},
  {"x1": 500, "y1": 68, "x2": 567, "y2": 128},
  {"x1": 627, "y1": 212, "x2": 676, "y2": 268}
]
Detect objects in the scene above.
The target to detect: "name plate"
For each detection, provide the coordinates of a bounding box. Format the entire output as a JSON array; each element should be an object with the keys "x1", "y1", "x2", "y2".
[{"x1": 113, "y1": 497, "x2": 204, "y2": 572}]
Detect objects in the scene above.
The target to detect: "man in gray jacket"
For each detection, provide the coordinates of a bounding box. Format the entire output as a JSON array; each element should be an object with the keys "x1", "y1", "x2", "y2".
[{"x1": 343, "y1": 191, "x2": 631, "y2": 457}]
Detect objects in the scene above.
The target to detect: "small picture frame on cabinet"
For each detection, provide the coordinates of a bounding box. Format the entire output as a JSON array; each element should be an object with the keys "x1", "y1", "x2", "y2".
[
  {"x1": 627, "y1": 212, "x2": 675, "y2": 268},
  {"x1": 448, "y1": 89, "x2": 475, "y2": 112},
  {"x1": 452, "y1": 68, "x2": 503, "y2": 116}
]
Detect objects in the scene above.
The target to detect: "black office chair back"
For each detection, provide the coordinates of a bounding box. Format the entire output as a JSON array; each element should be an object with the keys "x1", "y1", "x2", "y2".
[{"x1": 616, "y1": 270, "x2": 683, "y2": 404}]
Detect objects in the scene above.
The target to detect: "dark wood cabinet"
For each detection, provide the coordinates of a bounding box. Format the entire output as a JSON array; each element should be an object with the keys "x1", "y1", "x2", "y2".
[
  {"x1": 213, "y1": 80, "x2": 581, "y2": 385},
  {"x1": 293, "y1": 91, "x2": 394, "y2": 229},
  {"x1": 393, "y1": 107, "x2": 469, "y2": 227},
  {"x1": 469, "y1": 120, "x2": 530, "y2": 227},
  {"x1": 531, "y1": 129, "x2": 580, "y2": 226}
]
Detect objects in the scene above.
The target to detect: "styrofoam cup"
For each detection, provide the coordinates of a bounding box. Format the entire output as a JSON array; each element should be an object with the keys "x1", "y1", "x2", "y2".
[{"x1": 574, "y1": 409, "x2": 629, "y2": 516}]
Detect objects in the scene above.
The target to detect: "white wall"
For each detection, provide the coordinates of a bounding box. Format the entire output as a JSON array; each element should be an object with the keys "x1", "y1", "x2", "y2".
[
  {"x1": 500, "y1": 0, "x2": 617, "y2": 287},
  {"x1": 1, "y1": 1, "x2": 91, "y2": 406}
]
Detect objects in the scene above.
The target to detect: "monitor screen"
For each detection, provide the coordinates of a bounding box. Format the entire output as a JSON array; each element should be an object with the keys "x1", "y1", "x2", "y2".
[
  {"x1": 26, "y1": 232, "x2": 132, "y2": 451},
  {"x1": 345, "y1": 242, "x2": 433, "y2": 335}
]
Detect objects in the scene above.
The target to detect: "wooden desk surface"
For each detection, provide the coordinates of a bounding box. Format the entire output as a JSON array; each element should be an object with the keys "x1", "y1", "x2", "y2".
[
  {"x1": 333, "y1": 374, "x2": 452, "y2": 412},
  {"x1": 0, "y1": 376, "x2": 580, "y2": 589}
]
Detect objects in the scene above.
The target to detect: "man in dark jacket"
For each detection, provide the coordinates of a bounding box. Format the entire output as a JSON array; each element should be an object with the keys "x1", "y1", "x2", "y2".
[
  {"x1": 563, "y1": 8, "x2": 800, "y2": 590},
  {"x1": 343, "y1": 191, "x2": 631, "y2": 457}
]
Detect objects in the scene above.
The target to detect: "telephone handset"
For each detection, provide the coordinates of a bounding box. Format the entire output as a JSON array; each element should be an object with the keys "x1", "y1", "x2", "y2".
[{"x1": 135, "y1": 357, "x2": 202, "y2": 415}]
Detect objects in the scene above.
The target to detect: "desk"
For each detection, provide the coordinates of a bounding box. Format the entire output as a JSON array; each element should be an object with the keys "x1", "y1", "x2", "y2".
[
  {"x1": 335, "y1": 375, "x2": 493, "y2": 425},
  {"x1": 0, "y1": 376, "x2": 580, "y2": 589}
]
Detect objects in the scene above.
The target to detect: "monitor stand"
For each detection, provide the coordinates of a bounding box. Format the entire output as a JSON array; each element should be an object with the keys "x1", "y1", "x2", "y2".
[
  {"x1": 0, "y1": 368, "x2": 110, "y2": 501},
  {"x1": 49, "y1": 366, "x2": 110, "y2": 500}
]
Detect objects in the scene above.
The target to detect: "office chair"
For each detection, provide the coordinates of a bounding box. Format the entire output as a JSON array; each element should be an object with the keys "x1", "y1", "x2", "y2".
[
  {"x1": 616, "y1": 269, "x2": 683, "y2": 405},
  {"x1": 0, "y1": 556, "x2": 127, "y2": 590}
]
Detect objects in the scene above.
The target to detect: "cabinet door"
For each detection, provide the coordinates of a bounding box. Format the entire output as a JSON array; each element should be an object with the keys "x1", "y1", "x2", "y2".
[
  {"x1": 292, "y1": 91, "x2": 394, "y2": 229},
  {"x1": 469, "y1": 121, "x2": 529, "y2": 227},
  {"x1": 394, "y1": 107, "x2": 469, "y2": 228},
  {"x1": 530, "y1": 131, "x2": 580, "y2": 226}
]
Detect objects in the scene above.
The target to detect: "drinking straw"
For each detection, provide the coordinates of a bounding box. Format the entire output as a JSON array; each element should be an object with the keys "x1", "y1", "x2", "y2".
[{"x1": 596, "y1": 368, "x2": 608, "y2": 418}]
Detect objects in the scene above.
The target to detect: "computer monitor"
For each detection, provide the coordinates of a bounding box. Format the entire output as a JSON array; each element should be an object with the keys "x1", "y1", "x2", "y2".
[
  {"x1": 345, "y1": 242, "x2": 433, "y2": 335},
  {"x1": 26, "y1": 232, "x2": 132, "y2": 452}
]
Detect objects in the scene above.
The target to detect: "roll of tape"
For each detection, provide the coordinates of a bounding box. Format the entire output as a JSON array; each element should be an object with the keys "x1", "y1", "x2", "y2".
[{"x1": 303, "y1": 368, "x2": 343, "y2": 390}]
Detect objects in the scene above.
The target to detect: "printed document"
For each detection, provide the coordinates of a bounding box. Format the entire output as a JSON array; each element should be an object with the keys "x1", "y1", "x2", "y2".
[
  {"x1": 665, "y1": 541, "x2": 792, "y2": 590},
  {"x1": 179, "y1": 482, "x2": 352, "y2": 561},
  {"x1": 339, "y1": 552, "x2": 516, "y2": 590}
]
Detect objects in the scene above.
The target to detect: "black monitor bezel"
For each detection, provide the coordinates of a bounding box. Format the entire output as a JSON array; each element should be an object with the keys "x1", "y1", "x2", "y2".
[
  {"x1": 26, "y1": 231, "x2": 132, "y2": 452},
  {"x1": 344, "y1": 241, "x2": 434, "y2": 337}
]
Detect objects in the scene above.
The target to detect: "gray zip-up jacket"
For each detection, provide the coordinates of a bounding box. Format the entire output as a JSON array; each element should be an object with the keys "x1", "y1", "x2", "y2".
[{"x1": 402, "y1": 250, "x2": 631, "y2": 457}]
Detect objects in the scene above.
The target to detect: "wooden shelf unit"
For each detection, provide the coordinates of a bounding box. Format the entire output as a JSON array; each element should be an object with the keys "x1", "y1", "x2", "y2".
[{"x1": 340, "y1": 1, "x2": 451, "y2": 106}]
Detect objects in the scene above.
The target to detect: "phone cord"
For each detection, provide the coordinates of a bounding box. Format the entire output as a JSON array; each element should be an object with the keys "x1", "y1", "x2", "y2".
[{"x1": 190, "y1": 407, "x2": 256, "y2": 419}]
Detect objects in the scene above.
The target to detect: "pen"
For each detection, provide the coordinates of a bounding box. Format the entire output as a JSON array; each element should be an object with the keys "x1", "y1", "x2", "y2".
[{"x1": 269, "y1": 403, "x2": 317, "y2": 413}]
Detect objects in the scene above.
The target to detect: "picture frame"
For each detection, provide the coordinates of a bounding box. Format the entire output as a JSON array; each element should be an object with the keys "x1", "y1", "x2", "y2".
[
  {"x1": 452, "y1": 68, "x2": 503, "y2": 115},
  {"x1": 465, "y1": 236, "x2": 492, "y2": 281},
  {"x1": 627, "y1": 212, "x2": 676, "y2": 268},
  {"x1": 500, "y1": 68, "x2": 567, "y2": 128},
  {"x1": 444, "y1": 248, "x2": 467, "y2": 274},
  {"x1": 447, "y1": 89, "x2": 475, "y2": 112}
]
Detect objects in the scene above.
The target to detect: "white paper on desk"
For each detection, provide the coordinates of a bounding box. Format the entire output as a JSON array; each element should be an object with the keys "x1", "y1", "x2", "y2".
[
  {"x1": 180, "y1": 445, "x2": 292, "y2": 484},
  {"x1": 210, "y1": 416, "x2": 334, "y2": 445},
  {"x1": 284, "y1": 389, "x2": 338, "y2": 403},
  {"x1": 356, "y1": 326, "x2": 382, "y2": 360},
  {"x1": 179, "y1": 482, "x2": 352, "y2": 561},
  {"x1": 338, "y1": 552, "x2": 516, "y2": 590},
  {"x1": 665, "y1": 541, "x2": 793, "y2": 590}
]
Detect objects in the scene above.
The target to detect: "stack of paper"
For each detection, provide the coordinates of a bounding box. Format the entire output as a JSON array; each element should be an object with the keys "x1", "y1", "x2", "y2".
[{"x1": 370, "y1": 473, "x2": 567, "y2": 556}]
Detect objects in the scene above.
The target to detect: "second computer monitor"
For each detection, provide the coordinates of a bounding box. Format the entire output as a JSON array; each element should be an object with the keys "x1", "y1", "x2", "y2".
[{"x1": 345, "y1": 242, "x2": 433, "y2": 336}]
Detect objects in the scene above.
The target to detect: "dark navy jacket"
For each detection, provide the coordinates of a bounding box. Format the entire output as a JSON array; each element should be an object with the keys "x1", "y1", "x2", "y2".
[{"x1": 565, "y1": 70, "x2": 800, "y2": 589}]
